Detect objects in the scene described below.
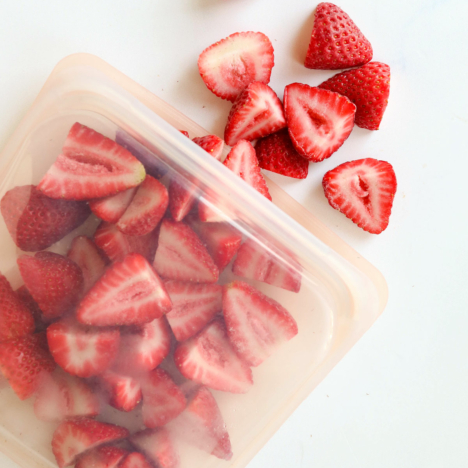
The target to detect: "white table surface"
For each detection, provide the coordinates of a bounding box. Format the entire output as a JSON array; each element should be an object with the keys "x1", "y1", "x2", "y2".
[{"x1": 1, "y1": 1, "x2": 467, "y2": 467}]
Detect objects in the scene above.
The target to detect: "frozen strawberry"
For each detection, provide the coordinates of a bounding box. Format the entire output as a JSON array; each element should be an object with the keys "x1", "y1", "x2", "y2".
[
  {"x1": 224, "y1": 140, "x2": 272, "y2": 200},
  {"x1": 0, "y1": 333, "x2": 55, "y2": 400},
  {"x1": 304, "y1": 2, "x2": 373, "y2": 70},
  {"x1": 100, "y1": 370, "x2": 142, "y2": 412},
  {"x1": 224, "y1": 82, "x2": 286, "y2": 146},
  {"x1": 322, "y1": 158, "x2": 397, "y2": 233},
  {"x1": 284, "y1": 84, "x2": 356, "y2": 162},
  {"x1": 67, "y1": 236, "x2": 108, "y2": 294},
  {"x1": 77, "y1": 253, "x2": 172, "y2": 327},
  {"x1": 223, "y1": 281, "x2": 298, "y2": 366},
  {"x1": 47, "y1": 320, "x2": 120, "y2": 377},
  {"x1": 141, "y1": 368, "x2": 186, "y2": 428},
  {"x1": 119, "y1": 453, "x2": 154, "y2": 468},
  {"x1": 89, "y1": 187, "x2": 137, "y2": 223},
  {"x1": 65, "y1": 373, "x2": 101, "y2": 417},
  {"x1": 1, "y1": 185, "x2": 90, "y2": 251},
  {"x1": 319, "y1": 62, "x2": 391, "y2": 130},
  {"x1": 164, "y1": 281, "x2": 222, "y2": 342},
  {"x1": 232, "y1": 239, "x2": 302, "y2": 292},
  {"x1": 51, "y1": 417, "x2": 129, "y2": 468},
  {"x1": 175, "y1": 318, "x2": 253, "y2": 393},
  {"x1": 154, "y1": 219, "x2": 219, "y2": 284},
  {"x1": 17, "y1": 252, "x2": 83, "y2": 319},
  {"x1": 192, "y1": 135, "x2": 224, "y2": 161},
  {"x1": 255, "y1": 129, "x2": 309, "y2": 179},
  {"x1": 198, "y1": 31, "x2": 274, "y2": 102},
  {"x1": 75, "y1": 446, "x2": 129, "y2": 468},
  {"x1": 0, "y1": 274, "x2": 34, "y2": 341},
  {"x1": 117, "y1": 176, "x2": 168, "y2": 236},
  {"x1": 38, "y1": 123, "x2": 145, "y2": 201},
  {"x1": 130, "y1": 428, "x2": 179, "y2": 468}
]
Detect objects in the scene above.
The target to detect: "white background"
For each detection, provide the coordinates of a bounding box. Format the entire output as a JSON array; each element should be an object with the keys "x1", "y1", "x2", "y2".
[{"x1": 0, "y1": 0, "x2": 467, "y2": 467}]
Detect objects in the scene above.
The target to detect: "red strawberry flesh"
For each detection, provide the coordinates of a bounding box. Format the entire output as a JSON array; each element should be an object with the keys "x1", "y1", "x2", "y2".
[
  {"x1": 120, "y1": 453, "x2": 154, "y2": 468},
  {"x1": 89, "y1": 187, "x2": 137, "y2": 224},
  {"x1": 100, "y1": 370, "x2": 142, "y2": 412},
  {"x1": 130, "y1": 428, "x2": 180, "y2": 468},
  {"x1": 75, "y1": 446, "x2": 129, "y2": 468}
]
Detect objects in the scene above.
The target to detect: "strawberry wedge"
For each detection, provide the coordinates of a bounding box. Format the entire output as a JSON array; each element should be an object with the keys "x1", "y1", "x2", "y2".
[
  {"x1": 77, "y1": 253, "x2": 172, "y2": 327},
  {"x1": 75, "y1": 446, "x2": 129, "y2": 468},
  {"x1": 38, "y1": 123, "x2": 145, "y2": 200},
  {"x1": 130, "y1": 428, "x2": 179, "y2": 468},
  {"x1": 89, "y1": 187, "x2": 137, "y2": 224},
  {"x1": 100, "y1": 370, "x2": 142, "y2": 412}
]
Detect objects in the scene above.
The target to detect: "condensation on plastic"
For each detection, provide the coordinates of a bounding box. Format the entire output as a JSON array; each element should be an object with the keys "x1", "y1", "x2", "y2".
[{"x1": 0, "y1": 54, "x2": 388, "y2": 468}]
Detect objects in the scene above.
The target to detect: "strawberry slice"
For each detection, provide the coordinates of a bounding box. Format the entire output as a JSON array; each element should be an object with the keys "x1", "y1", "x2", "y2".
[
  {"x1": 198, "y1": 31, "x2": 274, "y2": 102},
  {"x1": 67, "y1": 236, "x2": 108, "y2": 294},
  {"x1": 284, "y1": 83, "x2": 356, "y2": 162},
  {"x1": 100, "y1": 370, "x2": 142, "y2": 412},
  {"x1": 224, "y1": 82, "x2": 286, "y2": 146},
  {"x1": 153, "y1": 219, "x2": 219, "y2": 284},
  {"x1": 117, "y1": 176, "x2": 169, "y2": 236},
  {"x1": 0, "y1": 333, "x2": 55, "y2": 400},
  {"x1": 0, "y1": 274, "x2": 35, "y2": 341},
  {"x1": 75, "y1": 446, "x2": 129, "y2": 468},
  {"x1": 232, "y1": 239, "x2": 302, "y2": 292},
  {"x1": 223, "y1": 281, "x2": 298, "y2": 367},
  {"x1": 164, "y1": 281, "x2": 222, "y2": 342},
  {"x1": 47, "y1": 320, "x2": 120, "y2": 377},
  {"x1": 89, "y1": 187, "x2": 137, "y2": 223},
  {"x1": 120, "y1": 453, "x2": 154, "y2": 468},
  {"x1": 319, "y1": 62, "x2": 391, "y2": 130},
  {"x1": 192, "y1": 135, "x2": 224, "y2": 160},
  {"x1": 174, "y1": 318, "x2": 253, "y2": 393},
  {"x1": 51, "y1": 417, "x2": 129, "y2": 468},
  {"x1": 141, "y1": 368, "x2": 187, "y2": 428},
  {"x1": 304, "y1": 2, "x2": 373, "y2": 70},
  {"x1": 255, "y1": 128, "x2": 309, "y2": 179},
  {"x1": 1, "y1": 185, "x2": 90, "y2": 252},
  {"x1": 17, "y1": 252, "x2": 83, "y2": 319},
  {"x1": 322, "y1": 158, "x2": 397, "y2": 233},
  {"x1": 130, "y1": 428, "x2": 179, "y2": 468}
]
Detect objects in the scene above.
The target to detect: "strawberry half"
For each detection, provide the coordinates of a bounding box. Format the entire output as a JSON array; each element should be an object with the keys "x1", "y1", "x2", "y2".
[
  {"x1": 130, "y1": 428, "x2": 179, "y2": 468},
  {"x1": 304, "y1": 2, "x2": 373, "y2": 70},
  {"x1": 100, "y1": 370, "x2": 142, "y2": 412},
  {"x1": 153, "y1": 219, "x2": 219, "y2": 284},
  {"x1": 198, "y1": 31, "x2": 274, "y2": 102},
  {"x1": 319, "y1": 62, "x2": 391, "y2": 130},
  {"x1": 192, "y1": 135, "x2": 224, "y2": 160},
  {"x1": 322, "y1": 158, "x2": 397, "y2": 234},
  {"x1": 223, "y1": 140, "x2": 272, "y2": 200},
  {"x1": 77, "y1": 253, "x2": 172, "y2": 327},
  {"x1": 141, "y1": 368, "x2": 187, "y2": 428},
  {"x1": 284, "y1": 83, "x2": 356, "y2": 162},
  {"x1": 89, "y1": 187, "x2": 137, "y2": 224},
  {"x1": 47, "y1": 320, "x2": 120, "y2": 377},
  {"x1": 75, "y1": 446, "x2": 129, "y2": 468},
  {"x1": 0, "y1": 333, "x2": 55, "y2": 400},
  {"x1": 51, "y1": 417, "x2": 129, "y2": 468},
  {"x1": 255, "y1": 129, "x2": 309, "y2": 179},
  {"x1": 224, "y1": 82, "x2": 286, "y2": 146},
  {"x1": 174, "y1": 318, "x2": 253, "y2": 393},
  {"x1": 164, "y1": 281, "x2": 222, "y2": 342},
  {"x1": 1, "y1": 184, "x2": 90, "y2": 251},
  {"x1": 223, "y1": 281, "x2": 298, "y2": 367},
  {"x1": 17, "y1": 252, "x2": 84, "y2": 319},
  {"x1": 120, "y1": 453, "x2": 154, "y2": 468}
]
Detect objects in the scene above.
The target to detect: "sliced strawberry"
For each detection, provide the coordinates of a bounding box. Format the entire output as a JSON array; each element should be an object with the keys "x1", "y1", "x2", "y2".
[
  {"x1": 77, "y1": 253, "x2": 172, "y2": 327},
  {"x1": 130, "y1": 428, "x2": 179, "y2": 468},
  {"x1": 1, "y1": 185, "x2": 90, "y2": 251},
  {"x1": 47, "y1": 320, "x2": 120, "y2": 377},
  {"x1": 284, "y1": 84, "x2": 356, "y2": 162},
  {"x1": 192, "y1": 135, "x2": 224, "y2": 161},
  {"x1": 198, "y1": 31, "x2": 274, "y2": 102},
  {"x1": 319, "y1": 62, "x2": 391, "y2": 130},
  {"x1": 153, "y1": 219, "x2": 219, "y2": 284},
  {"x1": 223, "y1": 281, "x2": 298, "y2": 366},
  {"x1": 17, "y1": 252, "x2": 83, "y2": 319},
  {"x1": 141, "y1": 368, "x2": 186, "y2": 428},
  {"x1": 224, "y1": 82, "x2": 286, "y2": 146},
  {"x1": 304, "y1": 2, "x2": 373, "y2": 70},
  {"x1": 100, "y1": 369, "x2": 142, "y2": 412},
  {"x1": 75, "y1": 446, "x2": 129, "y2": 468},
  {"x1": 51, "y1": 417, "x2": 129, "y2": 468},
  {"x1": 164, "y1": 281, "x2": 222, "y2": 342},
  {"x1": 174, "y1": 318, "x2": 253, "y2": 393},
  {"x1": 255, "y1": 129, "x2": 309, "y2": 179},
  {"x1": 197, "y1": 199, "x2": 224, "y2": 223},
  {"x1": 89, "y1": 187, "x2": 137, "y2": 223},
  {"x1": 232, "y1": 239, "x2": 302, "y2": 292},
  {"x1": 16, "y1": 285, "x2": 50, "y2": 334},
  {"x1": 0, "y1": 333, "x2": 55, "y2": 400},
  {"x1": 117, "y1": 176, "x2": 169, "y2": 236},
  {"x1": 223, "y1": 140, "x2": 272, "y2": 200},
  {"x1": 120, "y1": 453, "x2": 154, "y2": 468},
  {"x1": 67, "y1": 236, "x2": 108, "y2": 294},
  {"x1": 322, "y1": 158, "x2": 397, "y2": 233}
]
